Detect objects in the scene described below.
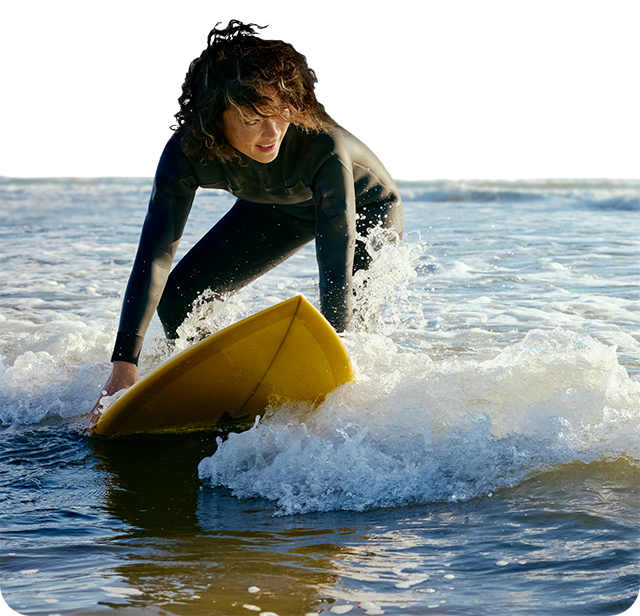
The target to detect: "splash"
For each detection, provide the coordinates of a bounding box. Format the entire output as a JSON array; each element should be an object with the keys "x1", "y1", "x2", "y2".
[
  {"x1": 350, "y1": 227, "x2": 425, "y2": 335},
  {"x1": 199, "y1": 329, "x2": 640, "y2": 515},
  {"x1": 0, "y1": 314, "x2": 113, "y2": 425},
  {"x1": 172, "y1": 290, "x2": 254, "y2": 353}
]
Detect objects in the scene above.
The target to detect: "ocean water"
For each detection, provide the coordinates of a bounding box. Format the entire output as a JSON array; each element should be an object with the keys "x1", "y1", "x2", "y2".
[{"x1": 0, "y1": 176, "x2": 638, "y2": 615}]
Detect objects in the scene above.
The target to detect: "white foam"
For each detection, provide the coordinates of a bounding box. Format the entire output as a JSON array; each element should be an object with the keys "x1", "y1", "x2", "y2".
[
  {"x1": 199, "y1": 329, "x2": 640, "y2": 515},
  {"x1": 100, "y1": 586, "x2": 143, "y2": 598},
  {"x1": 329, "y1": 606, "x2": 354, "y2": 614}
]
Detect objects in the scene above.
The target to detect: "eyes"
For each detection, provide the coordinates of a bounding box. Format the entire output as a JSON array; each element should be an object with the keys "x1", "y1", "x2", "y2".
[{"x1": 242, "y1": 110, "x2": 290, "y2": 128}]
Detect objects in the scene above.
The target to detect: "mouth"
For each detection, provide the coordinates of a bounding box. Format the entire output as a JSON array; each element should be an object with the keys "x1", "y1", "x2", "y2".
[{"x1": 256, "y1": 143, "x2": 277, "y2": 152}]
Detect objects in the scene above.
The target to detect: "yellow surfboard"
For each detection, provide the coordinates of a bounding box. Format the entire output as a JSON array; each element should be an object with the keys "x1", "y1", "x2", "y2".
[{"x1": 93, "y1": 296, "x2": 355, "y2": 436}]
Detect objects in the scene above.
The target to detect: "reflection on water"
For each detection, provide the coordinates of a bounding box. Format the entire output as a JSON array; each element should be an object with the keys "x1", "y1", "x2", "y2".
[{"x1": 89, "y1": 432, "x2": 344, "y2": 615}]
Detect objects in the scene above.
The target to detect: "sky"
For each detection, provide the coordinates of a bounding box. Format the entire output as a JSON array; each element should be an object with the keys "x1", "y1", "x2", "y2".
[{"x1": 0, "y1": 50, "x2": 640, "y2": 176}]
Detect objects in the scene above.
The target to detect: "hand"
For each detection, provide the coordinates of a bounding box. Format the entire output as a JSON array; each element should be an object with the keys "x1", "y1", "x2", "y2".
[{"x1": 86, "y1": 361, "x2": 139, "y2": 433}]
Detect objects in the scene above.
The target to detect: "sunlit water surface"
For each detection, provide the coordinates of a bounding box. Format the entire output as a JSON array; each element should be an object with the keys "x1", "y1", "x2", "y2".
[{"x1": 1, "y1": 177, "x2": 639, "y2": 615}]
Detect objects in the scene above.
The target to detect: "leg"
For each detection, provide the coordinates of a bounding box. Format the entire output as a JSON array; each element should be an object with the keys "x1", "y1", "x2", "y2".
[{"x1": 158, "y1": 200, "x2": 315, "y2": 337}]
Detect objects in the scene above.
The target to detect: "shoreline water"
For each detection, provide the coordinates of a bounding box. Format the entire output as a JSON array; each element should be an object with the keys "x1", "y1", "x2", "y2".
[{"x1": 1, "y1": 177, "x2": 638, "y2": 614}]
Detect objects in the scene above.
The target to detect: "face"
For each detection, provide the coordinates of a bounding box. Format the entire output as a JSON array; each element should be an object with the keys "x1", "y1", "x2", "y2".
[{"x1": 222, "y1": 107, "x2": 290, "y2": 163}]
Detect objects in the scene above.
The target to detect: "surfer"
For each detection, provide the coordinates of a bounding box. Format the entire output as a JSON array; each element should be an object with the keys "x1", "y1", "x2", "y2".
[{"x1": 88, "y1": 20, "x2": 403, "y2": 429}]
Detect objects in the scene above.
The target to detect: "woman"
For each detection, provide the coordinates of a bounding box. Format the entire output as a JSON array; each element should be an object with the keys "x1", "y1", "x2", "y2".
[{"x1": 88, "y1": 20, "x2": 403, "y2": 429}]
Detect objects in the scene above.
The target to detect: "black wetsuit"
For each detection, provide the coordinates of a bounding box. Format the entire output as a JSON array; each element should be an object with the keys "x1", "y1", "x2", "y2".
[{"x1": 112, "y1": 125, "x2": 403, "y2": 364}]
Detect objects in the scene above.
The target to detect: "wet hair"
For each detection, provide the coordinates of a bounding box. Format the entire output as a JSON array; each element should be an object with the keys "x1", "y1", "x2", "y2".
[{"x1": 174, "y1": 20, "x2": 337, "y2": 163}]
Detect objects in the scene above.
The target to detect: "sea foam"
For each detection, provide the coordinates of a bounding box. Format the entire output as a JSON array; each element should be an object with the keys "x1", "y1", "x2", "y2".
[{"x1": 199, "y1": 328, "x2": 640, "y2": 515}]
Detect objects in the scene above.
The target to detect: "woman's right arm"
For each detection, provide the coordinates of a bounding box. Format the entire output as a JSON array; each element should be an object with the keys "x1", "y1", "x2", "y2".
[
  {"x1": 87, "y1": 134, "x2": 199, "y2": 431},
  {"x1": 112, "y1": 133, "x2": 200, "y2": 364}
]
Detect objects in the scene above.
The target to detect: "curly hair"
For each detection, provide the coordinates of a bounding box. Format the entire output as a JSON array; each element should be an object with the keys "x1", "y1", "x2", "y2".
[{"x1": 174, "y1": 20, "x2": 338, "y2": 163}]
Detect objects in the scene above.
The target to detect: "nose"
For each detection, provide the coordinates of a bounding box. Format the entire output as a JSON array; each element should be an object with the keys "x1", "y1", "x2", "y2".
[{"x1": 262, "y1": 119, "x2": 280, "y2": 138}]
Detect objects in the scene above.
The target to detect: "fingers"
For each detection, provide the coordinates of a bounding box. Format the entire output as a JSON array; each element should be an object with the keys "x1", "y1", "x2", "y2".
[
  {"x1": 86, "y1": 406, "x2": 103, "y2": 434},
  {"x1": 86, "y1": 362, "x2": 139, "y2": 434}
]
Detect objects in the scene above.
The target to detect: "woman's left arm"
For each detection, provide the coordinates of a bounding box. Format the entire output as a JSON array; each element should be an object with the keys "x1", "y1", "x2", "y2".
[{"x1": 313, "y1": 152, "x2": 357, "y2": 332}]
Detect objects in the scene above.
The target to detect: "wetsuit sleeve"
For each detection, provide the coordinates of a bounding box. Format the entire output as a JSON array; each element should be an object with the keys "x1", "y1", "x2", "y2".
[
  {"x1": 111, "y1": 134, "x2": 199, "y2": 364},
  {"x1": 313, "y1": 152, "x2": 357, "y2": 332}
]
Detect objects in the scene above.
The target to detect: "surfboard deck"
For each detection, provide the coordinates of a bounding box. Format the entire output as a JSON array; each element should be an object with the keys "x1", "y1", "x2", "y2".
[{"x1": 93, "y1": 296, "x2": 355, "y2": 436}]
